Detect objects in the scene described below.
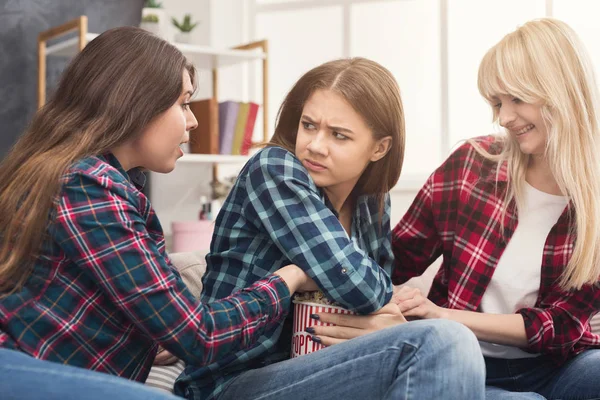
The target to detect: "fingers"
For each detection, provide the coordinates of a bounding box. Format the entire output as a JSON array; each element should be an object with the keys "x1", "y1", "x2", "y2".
[
  {"x1": 310, "y1": 324, "x2": 366, "y2": 340},
  {"x1": 317, "y1": 312, "x2": 371, "y2": 329},
  {"x1": 391, "y1": 287, "x2": 422, "y2": 304},
  {"x1": 154, "y1": 350, "x2": 179, "y2": 366},
  {"x1": 317, "y1": 335, "x2": 347, "y2": 347},
  {"x1": 397, "y1": 297, "x2": 424, "y2": 313}
]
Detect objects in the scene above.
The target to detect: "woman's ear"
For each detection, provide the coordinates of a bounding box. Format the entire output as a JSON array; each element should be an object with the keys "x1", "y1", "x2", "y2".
[{"x1": 370, "y1": 136, "x2": 392, "y2": 162}]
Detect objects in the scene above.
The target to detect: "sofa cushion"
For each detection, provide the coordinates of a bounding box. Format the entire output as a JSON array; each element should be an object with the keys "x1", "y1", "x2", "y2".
[
  {"x1": 145, "y1": 251, "x2": 206, "y2": 394},
  {"x1": 169, "y1": 251, "x2": 207, "y2": 299}
]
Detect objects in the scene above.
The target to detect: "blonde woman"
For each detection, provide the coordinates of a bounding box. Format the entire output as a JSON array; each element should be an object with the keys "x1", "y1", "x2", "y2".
[{"x1": 307, "y1": 19, "x2": 600, "y2": 399}]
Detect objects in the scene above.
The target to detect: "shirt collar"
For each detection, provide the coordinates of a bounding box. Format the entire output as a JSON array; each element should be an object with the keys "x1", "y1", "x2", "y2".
[
  {"x1": 99, "y1": 153, "x2": 147, "y2": 190},
  {"x1": 481, "y1": 160, "x2": 509, "y2": 184}
]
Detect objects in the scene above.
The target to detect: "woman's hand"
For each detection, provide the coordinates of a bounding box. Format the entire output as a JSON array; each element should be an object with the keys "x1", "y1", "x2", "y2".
[
  {"x1": 391, "y1": 285, "x2": 445, "y2": 320},
  {"x1": 274, "y1": 264, "x2": 319, "y2": 293},
  {"x1": 309, "y1": 303, "x2": 407, "y2": 346},
  {"x1": 153, "y1": 347, "x2": 179, "y2": 366}
]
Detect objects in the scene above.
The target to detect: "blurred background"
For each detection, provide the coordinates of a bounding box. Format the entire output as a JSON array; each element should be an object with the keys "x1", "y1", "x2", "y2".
[{"x1": 1, "y1": 0, "x2": 599, "y2": 242}]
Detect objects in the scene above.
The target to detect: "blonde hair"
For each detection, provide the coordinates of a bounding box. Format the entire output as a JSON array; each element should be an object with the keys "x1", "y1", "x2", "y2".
[{"x1": 474, "y1": 18, "x2": 600, "y2": 290}]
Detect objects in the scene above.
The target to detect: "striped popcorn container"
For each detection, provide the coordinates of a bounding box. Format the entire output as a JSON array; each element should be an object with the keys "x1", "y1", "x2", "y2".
[{"x1": 291, "y1": 300, "x2": 355, "y2": 358}]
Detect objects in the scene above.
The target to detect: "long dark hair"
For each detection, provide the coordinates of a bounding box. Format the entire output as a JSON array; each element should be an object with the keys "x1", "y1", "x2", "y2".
[{"x1": 0, "y1": 26, "x2": 196, "y2": 295}]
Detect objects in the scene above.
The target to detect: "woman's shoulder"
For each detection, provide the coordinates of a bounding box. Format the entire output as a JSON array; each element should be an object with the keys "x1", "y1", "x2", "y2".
[
  {"x1": 61, "y1": 154, "x2": 135, "y2": 194},
  {"x1": 248, "y1": 145, "x2": 299, "y2": 167},
  {"x1": 436, "y1": 135, "x2": 506, "y2": 184},
  {"x1": 450, "y1": 135, "x2": 505, "y2": 159},
  {"x1": 245, "y1": 146, "x2": 312, "y2": 181}
]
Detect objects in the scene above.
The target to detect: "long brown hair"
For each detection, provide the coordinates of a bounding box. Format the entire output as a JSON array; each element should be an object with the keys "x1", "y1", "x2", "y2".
[
  {"x1": 268, "y1": 57, "x2": 405, "y2": 211},
  {"x1": 0, "y1": 26, "x2": 196, "y2": 295}
]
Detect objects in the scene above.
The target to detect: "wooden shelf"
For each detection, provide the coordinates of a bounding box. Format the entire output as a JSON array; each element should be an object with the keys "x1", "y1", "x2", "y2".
[
  {"x1": 46, "y1": 34, "x2": 266, "y2": 69},
  {"x1": 46, "y1": 33, "x2": 98, "y2": 56},
  {"x1": 38, "y1": 16, "x2": 269, "y2": 185},
  {"x1": 178, "y1": 154, "x2": 250, "y2": 164},
  {"x1": 175, "y1": 44, "x2": 265, "y2": 70}
]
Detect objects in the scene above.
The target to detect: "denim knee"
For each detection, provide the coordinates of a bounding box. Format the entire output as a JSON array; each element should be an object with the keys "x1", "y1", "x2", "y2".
[{"x1": 405, "y1": 320, "x2": 484, "y2": 367}]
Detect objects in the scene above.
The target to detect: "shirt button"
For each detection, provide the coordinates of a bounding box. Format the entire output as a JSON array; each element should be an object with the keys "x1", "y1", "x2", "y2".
[{"x1": 341, "y1": 268, "x2": 347, "y2": 274}]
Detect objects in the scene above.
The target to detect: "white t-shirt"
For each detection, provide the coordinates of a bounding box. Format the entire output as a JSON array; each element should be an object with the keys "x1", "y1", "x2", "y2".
[{"x1": 479, "y1": 182, "x2": 568, "y2": 359}]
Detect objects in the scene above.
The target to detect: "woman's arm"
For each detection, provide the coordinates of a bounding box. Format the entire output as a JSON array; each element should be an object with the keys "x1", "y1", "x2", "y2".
[
  {"x1": 312, "y1": 287, "x2": 528, "y2": 347},
  {"x1": 393, "y1": 284, "x2": 600, "y2": 353},
  {"x1": 53, "y1": 172, "x2": 313, "y2": 367},
  {"x1": 243, "y1": 147, "x2": 393, "y2": 314},
  {"x1": 391, "y1": 174, "x2": 443, "y2": 285}
]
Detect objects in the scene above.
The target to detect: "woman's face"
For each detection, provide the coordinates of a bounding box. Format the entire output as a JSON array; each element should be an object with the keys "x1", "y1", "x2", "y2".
[
  {"x1": 294, "y1": 89, "x2": 391, "y2": 199},
  {"x1": 494, "y1": 94, "x2": 548, "y2": 157},
  {"x1": 130, "y1": 70, "x2": 198, "y2": 173}
]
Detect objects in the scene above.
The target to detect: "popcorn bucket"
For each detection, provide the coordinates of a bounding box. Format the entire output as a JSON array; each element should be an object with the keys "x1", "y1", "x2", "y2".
[{"x1": 291, "y1": 301, "x2": 355, "y2": 358}]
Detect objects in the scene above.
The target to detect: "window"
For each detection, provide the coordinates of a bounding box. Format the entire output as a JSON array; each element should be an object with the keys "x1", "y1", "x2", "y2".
[{"x1": 252, "y1": 0, "x2": 600, "y2": 184}]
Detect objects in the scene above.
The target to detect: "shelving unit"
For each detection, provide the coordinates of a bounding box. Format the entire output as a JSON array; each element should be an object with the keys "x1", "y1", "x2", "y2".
[
  {"x1": 178, "y1": 154, "x2": 250, "y2": 164},
  {"x1": 37, "y1": 16, "x2": 269, "y2": 169}
]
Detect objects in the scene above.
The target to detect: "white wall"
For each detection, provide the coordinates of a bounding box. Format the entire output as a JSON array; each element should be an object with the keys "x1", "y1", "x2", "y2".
[
  {"x1": 150, "y1": 0, "x2": 249, "y2": 237},
  {"x1": 151, "y1": 0, "x2": 600, "y2": 241}
]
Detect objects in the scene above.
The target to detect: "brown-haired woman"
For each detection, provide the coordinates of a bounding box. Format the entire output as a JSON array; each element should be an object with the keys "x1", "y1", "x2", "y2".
[
  {"x1": 0, "y1": 26, "x2": 318, "y2": 392},
  {"x1": 176, "y1": 58, "x2": 486, "y2": 400}
]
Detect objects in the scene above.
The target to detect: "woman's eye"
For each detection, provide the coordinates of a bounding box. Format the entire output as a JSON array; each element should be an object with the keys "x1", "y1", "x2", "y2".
[
  {"x1": 302, "y1": 121, "x2": 315, "y2": 130},
  {"x1": 512, "y1": 97, "x2": 522, "y2": 104},
  {"x1": 333, "y1": 132, "x2": 348, "y2": 140},
  {"x1": 182, "y1": 102, "x2": 190, "y2": 110},
  {"x1": 493, "y1": 102, "x2": 502, "y2": 109}
]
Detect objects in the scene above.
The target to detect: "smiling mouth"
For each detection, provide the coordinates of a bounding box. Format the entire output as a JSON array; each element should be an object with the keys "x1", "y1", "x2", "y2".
[{"x1": 515, "y1": 124, "x2": 535, "y2": 136}]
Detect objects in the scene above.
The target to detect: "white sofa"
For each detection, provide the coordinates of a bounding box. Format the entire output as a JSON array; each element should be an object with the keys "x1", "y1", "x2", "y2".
[{"x1": 145, "y1": 252, "x2": 600, "y2": 394}]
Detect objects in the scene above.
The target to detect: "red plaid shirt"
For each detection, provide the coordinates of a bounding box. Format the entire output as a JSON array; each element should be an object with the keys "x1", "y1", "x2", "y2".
[
  {"x1": 0, "y1": 154, "x2": 291, "y2": 382},
  {"x1": 392, "y1": 136, "x2": 600, "y2": 361}
]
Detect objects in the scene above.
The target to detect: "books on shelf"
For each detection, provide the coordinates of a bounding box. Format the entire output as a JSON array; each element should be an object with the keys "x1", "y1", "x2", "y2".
[
  {"x1": 189, "y1": 99, "x2": 218, "y2": 154},
  {"x1": 219, "y1": 101, "x2": 239, "y2": 155},
  {"x1": 218, "y1": 101, "x2": 259, "y2": 156},
  {"x1": 241, "y1": 103, "x2": 259, "y2": 155},
  {"x1": 187, "y1": 99, "x2": 259, "y2": 156},
  {"x1": 232, "y1": 103, "x2": 250, "y2": 156}
]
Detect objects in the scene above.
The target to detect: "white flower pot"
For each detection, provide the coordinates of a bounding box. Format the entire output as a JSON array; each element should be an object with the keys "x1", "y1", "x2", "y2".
[
  {"x1": 140, "y1": 22, "x2": 160, "y2": 35},
  {"x1": 141, "y1": 8, "x2": 168, "y2": 39},
  {"x1": 175, "y1": 32, "x2": 193, "y2": 44}
]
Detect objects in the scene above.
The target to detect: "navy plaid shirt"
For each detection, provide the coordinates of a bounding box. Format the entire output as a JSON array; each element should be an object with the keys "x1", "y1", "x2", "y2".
[
  {"x1": 0, "y1": 153, "x2": 292, "y2": 383},
  {"x1": 176, "y1": 146, "x2": 394, "y2": 399}
]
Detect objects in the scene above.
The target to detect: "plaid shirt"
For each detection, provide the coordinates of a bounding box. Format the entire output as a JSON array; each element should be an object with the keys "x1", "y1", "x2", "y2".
[
  {"x1": 392, "y1": 136, "x2": 600, "y2": 362},
  {"x1": 176, "y1": 146, "x2": 394, "y2": 399},
  {"x1": 0, "y1": 153, "x2": 291, "y2": 382}
]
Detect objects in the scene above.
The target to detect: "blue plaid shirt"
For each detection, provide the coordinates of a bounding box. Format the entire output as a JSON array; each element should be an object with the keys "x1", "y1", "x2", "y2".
[
  {"x1": 175, "y1": 146, "x2": 394, "y2": 399},
  {"x1": 0, "y1": 153, "x2": 292, "y2": 383}
]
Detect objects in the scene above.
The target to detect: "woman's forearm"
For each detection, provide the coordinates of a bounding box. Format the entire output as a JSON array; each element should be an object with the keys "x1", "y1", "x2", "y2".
[{"x1": 443, "y1": 309, "x2": 529, "y2": 347}]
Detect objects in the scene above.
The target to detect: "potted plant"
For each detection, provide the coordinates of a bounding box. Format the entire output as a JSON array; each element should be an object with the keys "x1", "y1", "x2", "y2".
[
  {"x1": 141, "y1": 0, "x2": 166, "y2": 38},
  {"x1": 140, "y1": 14, "x2": 160, "y2": 35},
  {"x1": 172, "y1": 14, "x2": 199, "y2": 44}
]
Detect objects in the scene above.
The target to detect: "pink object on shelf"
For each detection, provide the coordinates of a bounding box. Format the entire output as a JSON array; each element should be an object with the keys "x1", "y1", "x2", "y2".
[
  {"x1": 291, "y1": 301, "x2": 355, "y2": 358},
  {"x1": 171, "y1": 220, "x2": 215, "y2": 253}
]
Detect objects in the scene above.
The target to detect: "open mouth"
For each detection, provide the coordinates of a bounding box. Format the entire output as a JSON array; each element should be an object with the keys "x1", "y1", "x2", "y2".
[{"x1": 515, "y1": 124, "x2": 534, "y2": 136}]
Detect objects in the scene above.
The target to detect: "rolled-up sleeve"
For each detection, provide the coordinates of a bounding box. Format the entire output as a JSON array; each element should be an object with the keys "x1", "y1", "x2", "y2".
[{"x1": 517, "y1": 284, "x2": 600, "y2": 358}]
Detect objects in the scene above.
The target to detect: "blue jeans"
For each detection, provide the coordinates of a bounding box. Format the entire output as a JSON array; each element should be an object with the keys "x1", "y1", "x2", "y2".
[
  {"x1": 218, "y1": 319, "x2": 485, "y2": 400},
  {"x1": 485, "y1": 350, "x2": 600, "y2": 399},
  {"x1": 0, "y1": 348, "x2": 180, "y2": 400}
]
